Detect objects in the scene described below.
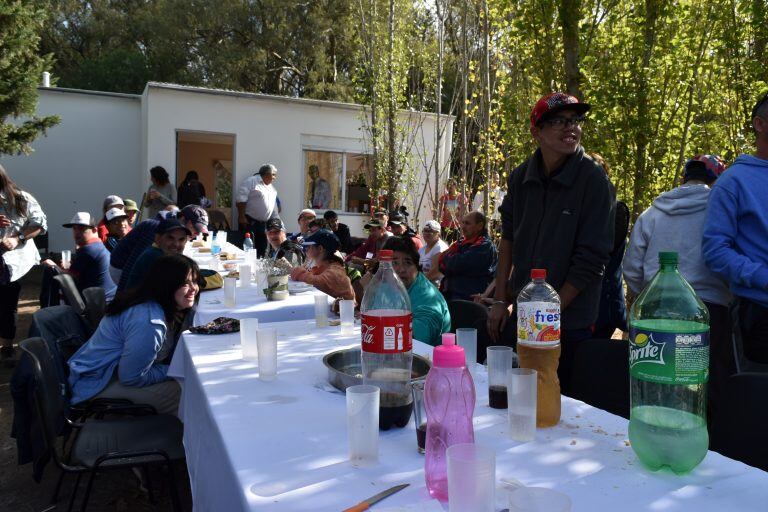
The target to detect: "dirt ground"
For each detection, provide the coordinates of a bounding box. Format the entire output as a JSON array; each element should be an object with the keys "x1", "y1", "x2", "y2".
[{"x1": 0, "y1": 268, "x2": 192, "y2": 511}]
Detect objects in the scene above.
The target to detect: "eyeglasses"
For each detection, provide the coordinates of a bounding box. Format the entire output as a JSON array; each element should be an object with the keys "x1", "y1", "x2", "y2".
[{"x1": 541, "y1": 116, "x2": 586, "y2": 129}]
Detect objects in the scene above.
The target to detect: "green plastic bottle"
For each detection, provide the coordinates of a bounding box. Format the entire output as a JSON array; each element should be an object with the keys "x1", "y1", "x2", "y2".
[{"x1": 628, "y1": 251, "x2": 710, "y2": 474}]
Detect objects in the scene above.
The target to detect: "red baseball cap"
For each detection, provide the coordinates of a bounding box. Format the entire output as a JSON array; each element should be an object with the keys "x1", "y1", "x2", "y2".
[{"x1": 530, "y1": 92, "x2": 591, "y2": 128}]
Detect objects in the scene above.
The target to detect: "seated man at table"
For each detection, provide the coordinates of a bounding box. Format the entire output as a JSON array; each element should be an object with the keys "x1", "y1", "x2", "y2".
[
  {"x1": 324, "y1": 210, "x2": 353, "y2": 254},
  {"x1": 290, "y1": 229, "x2": 355, "y2": 304},
  {"x1": 68, "y1": 254, "x2": 201, "y2": 415},
  {"x1": 266, "y1": 217, "x2": 305, "y2": 267},
  {"x1": 345, "y1": 219, "x2": 392, "y2": 269},
  {"x1": 383, "y1": 236, "x2": 451, "y2": 346},
  {"x1": 103, "y1": 207, "x2": 131, "y2": 253}
]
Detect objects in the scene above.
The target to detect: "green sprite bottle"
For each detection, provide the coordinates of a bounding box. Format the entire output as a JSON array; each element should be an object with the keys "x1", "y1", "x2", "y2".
[{"x1": 628, "y1": 251, "x2": 709, "y2": 474}]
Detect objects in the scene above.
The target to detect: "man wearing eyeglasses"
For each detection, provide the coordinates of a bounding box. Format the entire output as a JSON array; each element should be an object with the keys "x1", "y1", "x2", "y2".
[
  {"x1": 488, "y1": 92, "x2": 615, "y2": 394},
  {"x1": 703, "y1": 91, "x2": 768, "y2": 364}
]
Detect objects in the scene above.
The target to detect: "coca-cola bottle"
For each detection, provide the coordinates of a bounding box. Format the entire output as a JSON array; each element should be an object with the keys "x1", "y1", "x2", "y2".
[{"x1": 361, "y1": 249, "x2": 414, "y2": 430}]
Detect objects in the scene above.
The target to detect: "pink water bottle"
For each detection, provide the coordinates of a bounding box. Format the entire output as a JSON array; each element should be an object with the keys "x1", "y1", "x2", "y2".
[{"x1": 424, "y1": 333, "x2": 476, "y2": 500}]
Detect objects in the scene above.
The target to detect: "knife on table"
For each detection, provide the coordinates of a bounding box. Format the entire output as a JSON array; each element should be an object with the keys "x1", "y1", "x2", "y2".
[{"x1": 341, "y1": 483, "x2": 409, "y2": 511}]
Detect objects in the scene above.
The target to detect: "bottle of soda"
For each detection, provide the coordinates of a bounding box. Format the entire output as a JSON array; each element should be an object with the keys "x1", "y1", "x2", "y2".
[
  {"x1": 361, "y1": 249, "x2": 414, "y2": 430},
  {"x1": 211, "y1": 231, "x2": 221, "y2": 256},
  {"x1": 516, "y1": 268, "x2": 561, "y2": 427},
  {"x1": 628, "y1": 251, "x2": 709, "y2": 474},
  {"x1": 243, "y1": 232, "x2": 254, "y2": 253},
  {"x1": 424, "y1": 333, "x2": 475, "y2": 500}
]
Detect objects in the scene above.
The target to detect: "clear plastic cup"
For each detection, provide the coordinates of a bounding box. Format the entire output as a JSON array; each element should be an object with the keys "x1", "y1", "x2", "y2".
[
  {"x1": 224, "y1": 277, "x2": 237, "y2": 307},
  {"x1": 314, "y1": 293, "x2": 328, "y2": 327},
  {"x1": 508, "y1": 368, "x2": 537, "y2": 442},
  {"x1": 347, "y1": 385, "x2": 380, "y2": 466},
  {"x1": 256, "y1": 328, "x2": 278, "y2": 381},
  {"x1": 447, "y1": 443, "x2": 495, "y2": 512},
  {"x1": 61, "y1": 250, "x2": 71, "y2": 270},
  {"x1": 487, "y1": 346, "x2": 514, "y2": 409},
  {"x1": 456, "y1": 328, "x2": 477, "y2": 375},
  {"x1": 410, "y1": 380, "x2": 427, "y2": 454},
  {"x1": 508, "y1": 487, "x2": 571, "y2": 512},
  {"x1": 239, "y1": 264, "x2": 252, "y2": 288},
  {"x1": 240, "y1": 318, "x2": 259, "y2": 361},
  {"x1": 340, "y1": 299, "x2": 355, "y2": 335}
]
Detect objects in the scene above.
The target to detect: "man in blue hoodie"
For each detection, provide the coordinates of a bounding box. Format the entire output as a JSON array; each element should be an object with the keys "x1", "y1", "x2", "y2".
[{"x1": 703, "y1": 91, "x2": 768, "y2": 363}]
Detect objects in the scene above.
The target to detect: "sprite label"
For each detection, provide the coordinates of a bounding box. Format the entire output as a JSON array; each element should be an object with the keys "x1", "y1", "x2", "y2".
[{"x1": 629, "y1": 326, "x2": 709, "y2": 385}]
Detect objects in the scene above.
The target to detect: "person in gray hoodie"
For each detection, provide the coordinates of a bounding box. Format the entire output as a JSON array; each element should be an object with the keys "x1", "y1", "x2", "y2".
[{"x1": 624, "y1": 154, "x2": 732, "y2": 428}]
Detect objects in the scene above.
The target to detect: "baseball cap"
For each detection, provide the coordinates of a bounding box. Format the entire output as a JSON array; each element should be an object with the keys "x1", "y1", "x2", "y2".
[
  {"x1": 62, "y1": 212, "x2": 96, "y2": 228},
  {"x1": 266, "y1": 218, "x2": 286, "y2": 232},
  {"x1": 530, "y1": 92, "x2": 591, "y2": 128},
  {"x1": 105, "y1": 207, "x2": 128, "y2": 222},
  {"x1": 157, "y1": 218, "x2": 191, "y2": 236},
  {"x1": 683, "y1": 154, "x2": 726, "y2": 182},
  {"x1": 302, "y1": 229, "x2": 341, "y2": 254},
  {"x1": 298, "y1": 208, "x2": 316, "y2": 220},
  {"x1": 373, "y1": 210, "x2": 388, "y2": 218},
  {"x1": 364, "y1": 219, "x2": 385, "y2": 229},
  {"x1": 102, "y1": 195, "x2": 124, "y2": 211},
  {"x1": 179, "y1": 205, "x2": 209, "y2": 234},
  {"x1": 423, "y1": 220, "x2": 441, "y2": 232},
  {"x1": 123, "y1": 199, "x2": 139, "y2": 212},
  {"x1": 388, "y1": 213, "x2": 405, "y2": 226}
]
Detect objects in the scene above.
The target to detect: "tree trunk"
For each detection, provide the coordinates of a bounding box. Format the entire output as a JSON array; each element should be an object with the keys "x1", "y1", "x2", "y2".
[
  {"x1": 435, "y1": 0, "x2": 444, "y2": 217},
  {"x1": 482, "y1": 0, "x2": 491, "y2": 212},
  {"x1": 387, "y1": 0, "x2": 397, "y2": 211},
  {"x1": 559, "y1": 0, "x2": 583, "y2": 100}
]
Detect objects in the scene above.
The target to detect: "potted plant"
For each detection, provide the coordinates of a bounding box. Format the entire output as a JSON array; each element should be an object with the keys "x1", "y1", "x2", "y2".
[{"x1": 264, "y1": 259, "x2": 292, "y2": 301}]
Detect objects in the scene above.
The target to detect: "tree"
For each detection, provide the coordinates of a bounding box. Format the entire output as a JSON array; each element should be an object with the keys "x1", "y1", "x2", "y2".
[{"x1": 0, "y1": 0, "x2": 59, "y2": 156}]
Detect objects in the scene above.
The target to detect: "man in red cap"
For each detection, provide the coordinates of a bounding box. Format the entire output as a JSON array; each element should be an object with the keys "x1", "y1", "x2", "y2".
[{"x1": 488, "y1": 92, "x2": 615, "y2": 394}]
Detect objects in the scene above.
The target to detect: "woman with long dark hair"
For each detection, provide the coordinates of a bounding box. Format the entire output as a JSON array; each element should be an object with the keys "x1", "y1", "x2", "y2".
[
  {"x1": 0, "y1": 164, "x2": 47, "y2": 364},
  {"x1": 146, "y1": 165, "x2": 176, "y2": 218},
  {"x1": 68, "y1": 254, "x2": 201, "y2": 414}
]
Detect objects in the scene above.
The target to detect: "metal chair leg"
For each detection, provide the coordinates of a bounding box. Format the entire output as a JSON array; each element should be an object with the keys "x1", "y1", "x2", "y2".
[
  {"x1": 166, "y1": 462, "x2": 182, "y2": 512},
  {"x1": 51, "y1": 469, "x2": 66, "y2": 503},
  {"x1": 80, "y1": 468, "x2": 98, "y2": 512},
  {"x1": 67, "y1": 473, "x2": 82, "y2": 512}
]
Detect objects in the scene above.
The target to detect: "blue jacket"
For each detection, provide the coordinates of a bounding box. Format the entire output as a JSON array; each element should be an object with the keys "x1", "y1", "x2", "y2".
[
  {"x1": 703, "y1": 154, "x2": 768, "y2": 307},
  {"x1": 439, "y1": 234, "x2": 498, "y2": 301},
  {"x1": 68, "y1": 301, "x2": 170, "y2": 405}
]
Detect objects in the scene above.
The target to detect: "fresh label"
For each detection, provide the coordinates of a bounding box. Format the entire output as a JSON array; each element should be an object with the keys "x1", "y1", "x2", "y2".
[
  {"x1": 361, "y1": 313, "x2": 413, "y2": 354},
  {"x1": 629, "y1": 327, "x2": 709, "y2": 385},
  {"x1": 517, "y1": 301, "x2": 560, "y2": 347}
]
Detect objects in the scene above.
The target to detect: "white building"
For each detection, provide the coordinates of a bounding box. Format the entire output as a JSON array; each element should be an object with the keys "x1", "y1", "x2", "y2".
[{"x1": 1, "y1": 82, "x2": 453, "y2": 251}]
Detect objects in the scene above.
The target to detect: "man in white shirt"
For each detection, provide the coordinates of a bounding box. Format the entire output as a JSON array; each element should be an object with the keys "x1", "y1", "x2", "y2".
[
  {"x1": 419, "y1": 220, "x2": 449, "y2": 284},
  {"x1": 236, "y1": 164, "x2": 279, "y2": 256}
]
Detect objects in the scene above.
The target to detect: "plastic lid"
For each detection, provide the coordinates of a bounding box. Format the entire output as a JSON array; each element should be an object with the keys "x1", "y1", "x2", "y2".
[
  {"x1": 434, "y1": 333, "x2": 465, "y2": 368},
  {"x1": 245, "y1": 232, "x2": 251, "y2": 238},
  {"x1": 659, "y1": 251, "x2": 678, "y2": 264},
  {"x1": 378, "y1": 249, "x2": 393, "y2": 261},
  {"x1": 531, "y1": 268, "x2": 547, "y2": 280}
]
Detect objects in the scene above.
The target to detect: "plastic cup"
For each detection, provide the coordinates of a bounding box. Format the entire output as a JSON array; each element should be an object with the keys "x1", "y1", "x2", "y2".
[
  {"x1": 508, "y1": 487, "x2": 571, "y2": 512},
  {"x1": 487, "y1": 346, "x2": 514, "y2": 409},
  {"x1": 224, "y1": 277, "x2": 237, "y2": 307},
  {"x1": 508, "y1": 368, "x2": 537, "y2": 442},
  {"x1": 218, "y1": 230, "x2": 228, "y2": 246},
  {"x1": 340, "y1": 299, "x2": 355, "y2": 335},
  {"x1": 61, "y1": 250, "x2": 71, "y2": 270},
  {"x1": 256, "y1": 328, "x2": 278, "y2": 381},
  {"x1": 240, "y1": 318, "x2": 259, "y2": 361},
  {"x1": 456, "y1": 328, "x2": 477, "y2": 373},
  {"x1": 315, "y1": 293, "x2": 328, "y2": 327},
  {"x1": 255, "y1": 270, "x2": 268, "y2": 295},
  {"x1": 346, "y1": 385, "x2": 380, "y2": 466},
  {"x1": 447, "y1": 443, "x2": 495, "y2": 512},
  {"x1": 410, "y1": 381, "x2": 427, "y2": 454},
  {"x1": 239, "y1": 264, "x2": 252, "y2": 288}
]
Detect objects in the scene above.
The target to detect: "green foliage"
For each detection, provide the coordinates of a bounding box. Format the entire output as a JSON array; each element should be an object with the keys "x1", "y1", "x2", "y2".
[{"x1": 0, "y1": 0, "x2": 59, "y2": 156}]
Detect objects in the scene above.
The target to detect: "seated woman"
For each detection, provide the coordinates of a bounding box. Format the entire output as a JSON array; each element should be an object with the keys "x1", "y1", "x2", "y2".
[
  {"x1": 68, "y1": 254, "x2": 201, "y2": 415},
  {"x1": 383, "y1": 236, "x2": 451, "y2": 346},
  {"x1": 289, "y1": 229, "x2": 355, "y2": 304}
]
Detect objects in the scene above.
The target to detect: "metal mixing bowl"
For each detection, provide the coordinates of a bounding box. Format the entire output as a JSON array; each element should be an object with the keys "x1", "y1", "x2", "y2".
[{"x1": 322, "y1": 348, "x2": 432, "y2": 392}]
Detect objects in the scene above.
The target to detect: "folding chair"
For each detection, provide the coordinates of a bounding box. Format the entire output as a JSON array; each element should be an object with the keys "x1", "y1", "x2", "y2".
[
  {"x1": 53, "y1": 274, "x2": 86, "y2": 316},
  {"x1": 81, "y1": 287, "x2": 106, "y2": 330}
]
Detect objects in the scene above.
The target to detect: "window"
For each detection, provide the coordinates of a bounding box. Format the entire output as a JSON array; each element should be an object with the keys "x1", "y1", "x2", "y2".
[{"x1": 304, "y1": 150, "x2": 372, "y2": 214}]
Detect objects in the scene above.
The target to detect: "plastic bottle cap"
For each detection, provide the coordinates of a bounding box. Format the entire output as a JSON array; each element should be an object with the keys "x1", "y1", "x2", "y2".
[
  {"x1": 245, "y1": 233, "x2": 251, "y2": 238},
  {"x1": 658, "y1": 251, "x2": 678, "y2": 264},
  {"x1": 441, "y1": 333, "x2": 456, "y2": 346},
  {"x1": 531, "y1": 268, "x2": 547, "y2": 280},
  {"x1": 378, "y1": 249, "x2": 393, "y2": 261},
  {"x1": 433, "y1": 343, "x2": 465, "y2": 368}
]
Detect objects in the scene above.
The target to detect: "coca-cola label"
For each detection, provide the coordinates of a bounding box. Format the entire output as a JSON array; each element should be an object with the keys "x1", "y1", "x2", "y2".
[{"x1": 361, "y1": 313, "x2": 413, "y2": 354}]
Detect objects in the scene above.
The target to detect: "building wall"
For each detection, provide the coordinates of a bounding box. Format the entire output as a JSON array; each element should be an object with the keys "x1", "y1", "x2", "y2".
[{"x1": 0, "y1": 89, "x2": 142, "y2": 252}]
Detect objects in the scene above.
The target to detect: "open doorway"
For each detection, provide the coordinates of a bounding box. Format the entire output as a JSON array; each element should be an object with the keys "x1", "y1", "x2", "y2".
[{"x1": 176, "y1": 131, "x2": 236, "y2": 230}]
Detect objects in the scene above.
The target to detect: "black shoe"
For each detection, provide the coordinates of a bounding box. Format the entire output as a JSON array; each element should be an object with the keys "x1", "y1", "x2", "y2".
[{"x1": 1, "y1": 346, "x2": 16, "y2": 368}]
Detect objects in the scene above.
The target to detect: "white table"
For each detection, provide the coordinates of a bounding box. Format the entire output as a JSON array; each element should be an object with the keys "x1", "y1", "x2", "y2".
[
  {"x1": 169, "y1": 321, "x2": 768, "y2": 512},
  {"x1": 194, "y1": 286, "x2": 320, "y2": 325}
]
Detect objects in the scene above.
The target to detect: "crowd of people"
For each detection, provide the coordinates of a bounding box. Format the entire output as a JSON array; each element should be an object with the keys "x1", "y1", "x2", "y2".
[{"x1": 1, "y1": 89, "x2": 766, "y2": 455}]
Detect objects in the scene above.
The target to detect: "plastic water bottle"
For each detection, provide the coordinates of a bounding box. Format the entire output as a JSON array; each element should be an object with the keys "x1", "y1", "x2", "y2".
[
  {"x1": 424, "y1": 333, "x2": 475, "y2": 500},
  {"x1": 628, "y1": 251, "x2": 709, "y2": 474},
  {"x1": 361, "y1": 249, "x2": 414, "y2": 430},
  {"x1": 211, "y1": 231, "x2": 221, "y2": 256},
  {"x1": 516, "y1": 268, "x2": 561, "y2": 427},
  {"x1": 243, "y1": 232, "x2": 254, "y2": 253}
]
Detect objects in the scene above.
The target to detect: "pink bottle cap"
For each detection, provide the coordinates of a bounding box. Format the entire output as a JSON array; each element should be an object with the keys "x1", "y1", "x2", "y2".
[{"x1": 433, "y1": 333, "x2": 465, "y2": 368}]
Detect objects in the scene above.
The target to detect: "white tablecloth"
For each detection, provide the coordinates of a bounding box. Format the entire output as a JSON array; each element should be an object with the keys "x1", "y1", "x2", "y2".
[
  {"x1": 169, "y1": 321, "x2": 768, "y2": 512},
  {"x1": 194, "y1": 286, "x2": 320, "y2": 326}
]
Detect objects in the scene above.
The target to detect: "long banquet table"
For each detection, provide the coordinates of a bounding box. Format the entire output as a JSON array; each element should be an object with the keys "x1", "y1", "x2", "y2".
[{"x1": 168, "y1": 321, "x2": 768, "y2": 511}]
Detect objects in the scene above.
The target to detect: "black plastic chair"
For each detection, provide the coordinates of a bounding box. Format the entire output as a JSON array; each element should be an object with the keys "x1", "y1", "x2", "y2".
[
  {"x1": 53, "y1": 274, "x2": 86, "y2": 316},
  {"x1": 711, "y1": 372, "x2": 768, "y2": 471},
  {"x1": 568, "y1": 338, "x2": 630, "y2": 419},
  {"x1": 20, "y1": 338, "x2": 185, "y2": 512},
  {"x1": 81, "y1": 287, "x2": 106, "y2": 330},
  {"x1": 448, "y1": 300, "x2": 493, "y2": 364}
]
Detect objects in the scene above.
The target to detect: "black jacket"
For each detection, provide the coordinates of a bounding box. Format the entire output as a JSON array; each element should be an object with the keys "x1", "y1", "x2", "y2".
[
  {"x1": 334, "y1": 223, "x2": 353, "y2": 254},
  {"x1": 500, "y1": 146, "x2": 614, "y2": 330}
]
